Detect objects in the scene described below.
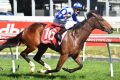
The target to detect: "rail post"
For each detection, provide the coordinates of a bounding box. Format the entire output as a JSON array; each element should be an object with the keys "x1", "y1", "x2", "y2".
[
  {"x1": 9, "y1": 46, "x2": 16, "y2": 73},
  {"x1": 107, "y1": 43, "x2": 114, "y2": 77},
  {"x1": 83, "y1": 42, "x2": 86, "y2": 61}
]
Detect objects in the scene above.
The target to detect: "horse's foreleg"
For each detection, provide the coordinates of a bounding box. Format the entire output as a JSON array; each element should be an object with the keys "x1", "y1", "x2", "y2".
[
  {"x1": 62, "y1": 53, "x2": 83, "y2": 73},
  {"x1": 45, "y1": 54, "x2": 68, "y2": 74},
  {"x1": 20, "y1": 47, "x2": 36, "y2": 73}
]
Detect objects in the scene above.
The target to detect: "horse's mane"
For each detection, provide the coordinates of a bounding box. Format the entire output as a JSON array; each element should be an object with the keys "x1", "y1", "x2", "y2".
[
  {"x1": 87, "y1": 10, "x2": 98, "y2": 19},
  {"x1": 71, "y1": 20, "x2": 86, "y2": 30}
]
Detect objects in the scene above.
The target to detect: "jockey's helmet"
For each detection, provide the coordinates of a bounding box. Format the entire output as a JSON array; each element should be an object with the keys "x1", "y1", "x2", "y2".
[
  {"x1": 73, "y1": 2, "x2": 82, "y2": 9},
  {"x1": 72, "y1": 2, "x2": 82, "y2": 14}
]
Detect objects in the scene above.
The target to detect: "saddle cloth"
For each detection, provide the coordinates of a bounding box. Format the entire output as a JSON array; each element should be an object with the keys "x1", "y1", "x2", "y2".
[{"x1": 41, "y1": 22, "x2": 66, "y2": 45}]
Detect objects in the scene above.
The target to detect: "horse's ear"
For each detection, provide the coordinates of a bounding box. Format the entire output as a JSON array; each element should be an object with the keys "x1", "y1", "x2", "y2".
[
  {"x1": 86, "y1": 12, "x2": 93, "y2": 19},
  {"x1": 87, "y1": 10, "x2": 99, "y2": 19},
  {"x1": 91, "y1": 13, "x2": 98, "y2": 18}
]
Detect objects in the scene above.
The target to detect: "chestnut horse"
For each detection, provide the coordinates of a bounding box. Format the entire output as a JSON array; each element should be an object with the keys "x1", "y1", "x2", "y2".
[{"x1": 0, "y1": 11, "x2": 113, "y2": 74}]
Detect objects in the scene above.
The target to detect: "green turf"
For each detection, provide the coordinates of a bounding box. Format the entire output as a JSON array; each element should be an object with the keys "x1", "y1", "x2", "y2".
[{"x1": 0, "y1": 58, "x2": 120, "y2": 80}]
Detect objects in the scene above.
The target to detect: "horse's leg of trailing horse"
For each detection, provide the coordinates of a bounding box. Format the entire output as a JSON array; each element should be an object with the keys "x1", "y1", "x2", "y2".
[
  {"x1": 20, "y1": 47, "x2": 36, "y2": 73},
  {"x1": 33, "y1": 44, "x2": 51, "y2": 71},
  {"x1": 45, "y1": 54, "x2": 68, "y2": 74},
  {"x1": 62, "y1": 53, "x2": 83, "y2": 73}
]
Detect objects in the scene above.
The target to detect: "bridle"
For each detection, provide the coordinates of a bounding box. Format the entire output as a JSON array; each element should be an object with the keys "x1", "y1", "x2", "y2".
[
  {"x1": 86, "y1": 13, "x2": 105, "y2": 31},
  {"x1": 94, "y1": 17, "x2": 106, "y2": 30}
]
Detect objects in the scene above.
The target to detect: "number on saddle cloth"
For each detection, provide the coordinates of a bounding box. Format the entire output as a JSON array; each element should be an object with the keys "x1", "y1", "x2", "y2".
[{"x1": 41, "y1": 23, "x2": 61, "y2": 45}]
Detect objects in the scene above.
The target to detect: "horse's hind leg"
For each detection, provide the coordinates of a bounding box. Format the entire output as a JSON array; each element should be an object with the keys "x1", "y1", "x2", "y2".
[
  {"x1": 20, "y1": 47, "x2": 36, "y2": 73},
  {"x1": 62, "y1": 53, "x2": 83, "y2": 73},
  {"x1": 33, "y1": 44, "x2": 51, "y2": 70}
]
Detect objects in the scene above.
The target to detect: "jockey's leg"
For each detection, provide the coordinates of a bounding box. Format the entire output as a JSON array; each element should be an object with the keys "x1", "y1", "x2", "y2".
[
  {"x1": 54, "y1": 20, "x2": 77, "y2": 42},
  {"x1": 54, "y1": 27, "x2": 66, "y2": 41},
  {"x1": 65, "y1": 21, "x2": 77, "y2": 30}
]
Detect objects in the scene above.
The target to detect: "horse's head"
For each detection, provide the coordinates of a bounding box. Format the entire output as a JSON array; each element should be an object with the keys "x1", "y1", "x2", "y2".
[{"x1": 87, "y1": 11, "x2": 113, "y2": 34}]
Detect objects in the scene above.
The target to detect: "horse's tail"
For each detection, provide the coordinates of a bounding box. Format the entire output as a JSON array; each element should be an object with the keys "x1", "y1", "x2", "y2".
[
  {"x1": 6, "y1": 32, "x2": 23, "y2": 46},
  {"x1": 0, "y1": 32, "x2": 23, "y2": 51}
]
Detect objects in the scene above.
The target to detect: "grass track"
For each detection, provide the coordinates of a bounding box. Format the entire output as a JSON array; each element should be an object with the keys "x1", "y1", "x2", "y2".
[{"x1": 0, "y1": 58, "x2": 120, "y2": 80}]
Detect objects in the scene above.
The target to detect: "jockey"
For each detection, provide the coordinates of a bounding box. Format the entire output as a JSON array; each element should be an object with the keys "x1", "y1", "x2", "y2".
[{"x1": 54, "y1": 2, "x2": 82, "y2": 41}]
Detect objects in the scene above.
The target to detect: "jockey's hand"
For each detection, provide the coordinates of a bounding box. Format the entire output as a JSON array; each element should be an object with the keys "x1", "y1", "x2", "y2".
[
  {"x1": 64, "y1": 14, "x2": 71, "y2": 19},
  {"x1": 61, "y1": 19, "x2": 66, "y2": 21}
]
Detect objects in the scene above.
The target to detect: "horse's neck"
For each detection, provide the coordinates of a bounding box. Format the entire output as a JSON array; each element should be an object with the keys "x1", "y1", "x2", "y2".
[
  {"x1": 75, "y1": 18, "x2": 95, "y2": 42},
  {"x1": 81, "y1": 17, "x2": 96, "y2": 33}
]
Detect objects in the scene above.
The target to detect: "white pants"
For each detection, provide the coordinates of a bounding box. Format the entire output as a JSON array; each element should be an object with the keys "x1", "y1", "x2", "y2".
[
  {"x1": 65, "y1": 20, "x2": 77, "y2": 29},
  {"x1": 53, "y1": 18, "x2": 77, "y2": 30}
]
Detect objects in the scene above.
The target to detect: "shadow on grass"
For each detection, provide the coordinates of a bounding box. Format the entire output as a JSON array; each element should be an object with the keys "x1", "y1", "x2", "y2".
[
  {"x1": 0, "y1": 67, "x2": 3, "y2": 71},
  {"x1": 0, "y1": 73, "x2": 86, "y2": 80}
]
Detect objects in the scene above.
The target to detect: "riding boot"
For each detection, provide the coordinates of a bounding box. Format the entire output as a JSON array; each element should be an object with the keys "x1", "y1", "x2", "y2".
[{"x1": 55, "y1": 27, "x2": 66, "y2": 41}]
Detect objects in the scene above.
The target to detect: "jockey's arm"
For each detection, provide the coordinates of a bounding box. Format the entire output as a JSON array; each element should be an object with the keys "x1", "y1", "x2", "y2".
[
  {"x1": 72, "y1": 14, "x2": 80, "y2": 22},
  {"x1": 56, "y1": 9, "x2": 72, "y2": 20},
  {"x1": 55, "y1": 9, "x2": 67, "y2": 19},
  {"x1": 64, "y1": 13, "x2": 72, "y2": 19}
]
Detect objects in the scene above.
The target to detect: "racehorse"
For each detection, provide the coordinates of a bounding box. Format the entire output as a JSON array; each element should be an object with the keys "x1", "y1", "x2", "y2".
[{"x1": 0, "y1": 11, "x2": 113, "y2": 74}]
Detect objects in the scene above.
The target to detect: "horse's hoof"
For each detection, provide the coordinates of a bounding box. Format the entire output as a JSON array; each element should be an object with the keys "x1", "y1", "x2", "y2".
[
  {"x1": 40, "y1": 69, "x2": 52, "y2": 75},
  {"x1": 40, "y1": 69, "x2": 46, "y2": 73},
  {"x1": 44, "y1": 70, "x2": 49, "y2": 74},
  {"x1": 30, "y1": 66, "x2": 35, "y2": 73}
]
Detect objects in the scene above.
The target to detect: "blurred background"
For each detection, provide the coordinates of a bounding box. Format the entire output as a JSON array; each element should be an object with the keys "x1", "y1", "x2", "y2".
[{"x1": 0, "y1": 0, "x2": 120, "y2": 16}]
